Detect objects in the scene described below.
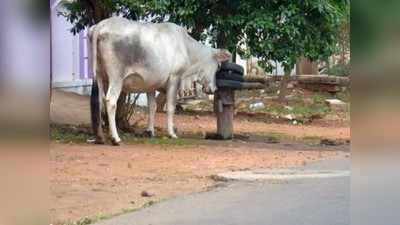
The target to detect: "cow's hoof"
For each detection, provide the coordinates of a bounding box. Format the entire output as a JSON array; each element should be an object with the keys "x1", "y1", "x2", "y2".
[
  {"x1": 95, "y1": 139, "x2": 105, "y2": 145},
  {"x1": 169, "y1": 134, "x2": 178, "y2": 139},
  {"x1": 143, "y1": 130, "x2": 155, "y2": 138},
  {"x1": 111, "y1": 138, "x2": 121, "y2": 146},
  {"x1": 91, "y1": 135, "x2": 105, "y2": 145}
]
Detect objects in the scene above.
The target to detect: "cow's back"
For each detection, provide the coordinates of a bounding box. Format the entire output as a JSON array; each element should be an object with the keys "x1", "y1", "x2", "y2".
[{"x1": 97, "y1": 18, "x2": 190, "y2": 75}]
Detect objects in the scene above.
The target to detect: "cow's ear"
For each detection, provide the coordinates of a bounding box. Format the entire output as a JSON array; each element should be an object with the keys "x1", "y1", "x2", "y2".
[{"x1": 214, "y1": 49, "x2": 232, "y2": 62}]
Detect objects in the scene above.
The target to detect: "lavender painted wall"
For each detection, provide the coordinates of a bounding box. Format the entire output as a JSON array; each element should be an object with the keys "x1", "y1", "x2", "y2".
[
  {"x1": 79, "y1": 29, "x2": 93, "y2": 79},
  {"x1": 51, "y1": 0, "x2": 92, "y2": 91},
  {"x1": 79, "y1": 30, "x2": 85, "y2": 79}
]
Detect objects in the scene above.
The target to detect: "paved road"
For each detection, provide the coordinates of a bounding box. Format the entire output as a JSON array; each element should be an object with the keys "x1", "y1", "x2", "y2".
[{"x1": 95, "y1": 157, "x2": 350, "y2": 225}]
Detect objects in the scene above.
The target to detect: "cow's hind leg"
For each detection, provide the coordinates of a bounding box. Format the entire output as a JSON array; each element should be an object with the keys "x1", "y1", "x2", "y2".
[
  {"x1": 105, "y1": 80, "x2": 123, "y2": 146},
  {"x1": 145, "y1": 91, "x2": 157, "y2": 137}
]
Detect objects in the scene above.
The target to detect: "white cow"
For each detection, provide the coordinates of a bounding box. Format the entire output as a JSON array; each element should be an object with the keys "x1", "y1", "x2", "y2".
[{"x1": 88, "y1": 17, "x2": 231, "y2": 145}]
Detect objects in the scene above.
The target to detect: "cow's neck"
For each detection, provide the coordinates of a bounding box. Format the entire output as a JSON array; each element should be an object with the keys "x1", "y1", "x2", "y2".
[{"x1": 186, "y1": 37, "x2": 214, "y2": 65}]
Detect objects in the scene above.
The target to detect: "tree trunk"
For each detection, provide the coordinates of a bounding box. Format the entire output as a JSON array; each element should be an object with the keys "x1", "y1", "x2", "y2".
[
  {"x1": 216, "y1": 31, "x2": 227, "y2": 49},
  {"x1": 116, "y1": 93, "x2": 130, "y2": 131},
  {"x1": 278, "y1": 68, "x2": 292, "y2": 102},
  {"x1": 296, "y1": 57, "x2": 319, "y2": 75},
  {"x1": 214, "y1": 88, "x2": 235, "y2": 139},
  {"x1": 231, "y1": 49, "x2": 236, "y2": 62},
  {"x1": 156, "y1": 91, "x2": 167, "y2": 112}
]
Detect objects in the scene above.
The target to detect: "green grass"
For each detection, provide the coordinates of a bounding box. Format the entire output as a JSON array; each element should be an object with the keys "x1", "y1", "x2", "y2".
[
  {"x1": 259, "y1": 103, "x2": 330, "y2": 120},
  {"x1": 301, "y1": 136, "x2": 348, "y2": 146},
  {"x1": 254, "y1": 92, "x2": 331, "y2": 121},
  {"x1": 302, "y1": 136, "x2": 323, "y2": 146},
  {"x1": 259, "y1": 104, "x2": 287, "y2": 114},
  {"x1": 60, "y1": 200, "x2": 164, "y2": 225},
  {"x1": 122, "y1": 133, "x2": 196, "y2": 146},
  {"x1": 50, "y1": 124, "x2": 196, "y2": 146},
  {"x1": 252, "y1": 132, "x2": 346, "y2": 147},
  {"x1": 60, "y1": 212, "x2": 121, "y2": 225},
  {"x1": 264, "y1": 132, "x2": 291, "y2": 141},
  {"x1": 335, "y1": 90, "x2": 350, "y2": 103},
  {"x1": 50, "y1": 124, "x2": 91, "y2": 144},
  {"x1": 252, "y1": 132, "x2": 295, "y2": 143},
  {"x1": 293, "y1": 104, "x2": 329, "y2": 118},
  {"x1": 60, "y1": 217, "x2": 95, "y2": 225}
]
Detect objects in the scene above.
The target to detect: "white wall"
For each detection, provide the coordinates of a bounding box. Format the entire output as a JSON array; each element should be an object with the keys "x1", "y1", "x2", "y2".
[
  {"x1": 235, "y1": 54, "x2": 247, "y2": 75},
  {"x1": 235, "y1": 54, "x2": 296, "y2": 76}
]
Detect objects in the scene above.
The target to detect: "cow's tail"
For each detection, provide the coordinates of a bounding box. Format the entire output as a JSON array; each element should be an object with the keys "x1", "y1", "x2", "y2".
[{"x1": 88, "y1": 25, "x2": 102, "y2": 141}]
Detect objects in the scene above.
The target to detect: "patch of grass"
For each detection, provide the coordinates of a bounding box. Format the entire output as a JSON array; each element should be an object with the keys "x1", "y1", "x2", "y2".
[
  {"x1": 51, "y1": 124, "x2": 196, "y2": 146},
  {"x1": 60, "y1": 212, "x2": 122, "y2": 225},
  {"x1": 258, "y1": 98, "x2": 330, "y2": 121},
  {"x1": 148, "y1": 138, "x2": 194, "y2": 145},
  {"x1": 253, "y1": 132, "x2": 294, "y2": 142},
  {"x1": 50, "y1": 124, "x2": 91, "y2": 143},
  {"x1": 258, "y1": 104, "x2": 288, "y2": 115},
  {"x1": 302, "y1": 136, "x2": 348, "y2": 147},
  {"x1": 60, "y1": 217, "x2": 94, "y2": 225},
  {"x1": 60, "y1": 200, "x2": 164, "y2": 225},
  {"x1": 312, "y1": 93, "x2": 327, "y2": 104},
  {"x1": 121, "y1": 207, "x2": 139, "y2": 214},
  {"x1": 252, "y1": 132, "x2": 347, "y2": 147},
  {"x1": 122, "y1": 134, "x2": 195, "y2": 146},
  {"x1": 293, "y1": 104, "x2": 329, "y2": 119},
  {"x1": 142, "y1": 200, "x2": 157, "y2": 207},
  {"x1": 265, "y1": 132, "x2": 290, "y2": 140},
  {"x1": 335, "y1": 90, "x2": 350, "y2": 103},
  {"x1": 302, "y1": 136, "x2": 323, "y2": 146},
  {"x1": 253, "y1": 93, "x2": 330, "y2": 121}
]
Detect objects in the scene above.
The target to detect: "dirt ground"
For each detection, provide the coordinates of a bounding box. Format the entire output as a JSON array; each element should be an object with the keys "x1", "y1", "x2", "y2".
[
  {"x1": 50, "y1": 90, "x2": 350, "y2": 224},
  {"x1": 50, "y1": 90, "x2": 349, "y2": 140}
]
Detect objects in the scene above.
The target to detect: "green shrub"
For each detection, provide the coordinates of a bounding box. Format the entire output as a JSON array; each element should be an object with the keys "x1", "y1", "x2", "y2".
[{"x1": 324, "y1": 63, "x2": 350, "y2": 76}]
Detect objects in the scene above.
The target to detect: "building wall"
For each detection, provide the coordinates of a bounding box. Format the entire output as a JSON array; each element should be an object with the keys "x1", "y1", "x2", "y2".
[
  {"x1": 51, "y1": 0, "x2": 92, "y2": 94},
  {"x1": 51, "y1": 5, "x2": 77, "y2": 83}
]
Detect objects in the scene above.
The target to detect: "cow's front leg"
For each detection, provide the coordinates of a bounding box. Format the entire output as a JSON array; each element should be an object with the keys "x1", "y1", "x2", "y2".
[
  {"x1": 166, "y1": 78, "x2": 179, "y2": 139},
  {"x1": 145, "y1": 91, "x2": 157, "y2": 137}
]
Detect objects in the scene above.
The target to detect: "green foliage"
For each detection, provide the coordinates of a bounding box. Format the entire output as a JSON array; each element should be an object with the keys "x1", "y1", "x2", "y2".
[
  {"x1": 59, "y1": 0, "x2": 150, "y2": 34},
  {"x1": 240, "y1": 0, "x2": 349, "y2": 72},
  {"x1": 324, "y1": 63, "x2": 350, "y2": 76},
  {"x1": 60, "y1": 0, "x2": 349, "y2": 73}
]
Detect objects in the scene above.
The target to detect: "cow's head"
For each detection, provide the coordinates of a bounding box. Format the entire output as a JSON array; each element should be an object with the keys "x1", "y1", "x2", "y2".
[
  {"x1": 181, "y1": 49, "x2": 231, "y2": 94},
  {"x1": 199, "y1": 49, "x2": 232, "y2": 94}
]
